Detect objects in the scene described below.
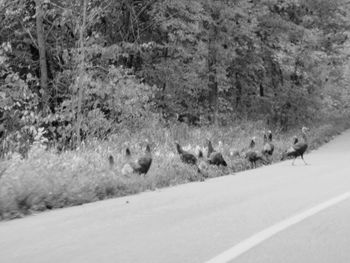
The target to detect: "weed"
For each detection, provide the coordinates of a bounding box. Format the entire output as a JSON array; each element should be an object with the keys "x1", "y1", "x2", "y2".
[{"x1": 0, "y1": 117, "x2": 349, "y2": 220}]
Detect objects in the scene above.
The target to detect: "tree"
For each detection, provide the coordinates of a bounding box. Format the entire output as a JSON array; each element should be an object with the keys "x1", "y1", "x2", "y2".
[
  {"x1": 1, "y1": 0, "x2": 350, "y2": 154},
  {"x1": 75, "y1": 0, "x2": 87, "y2": 146},
  {"x1": 206, "y1": 1, "x2": 219, "y2": 124},
  {"x1": 34, "y1": 0, "x2": 49, "y2": 111}
]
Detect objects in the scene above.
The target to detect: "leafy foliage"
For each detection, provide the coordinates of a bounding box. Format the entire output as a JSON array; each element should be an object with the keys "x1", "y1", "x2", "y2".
[{"x1": 0, "y1": 0, "x2": 350, "y2": 154}]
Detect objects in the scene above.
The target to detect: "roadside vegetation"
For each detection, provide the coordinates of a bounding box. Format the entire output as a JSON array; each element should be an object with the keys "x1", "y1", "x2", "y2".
[
  {"x1": 1, "y1": 116, "x2": 349, "y2": 220},
  {"x1": 1, "y1": 0, "x2": 350, "y2": 220}
]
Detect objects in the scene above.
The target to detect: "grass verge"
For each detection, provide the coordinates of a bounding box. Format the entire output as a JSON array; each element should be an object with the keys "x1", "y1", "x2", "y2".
[{"x1": 0, "y1": 117, "x2": 350, "y2": 220}]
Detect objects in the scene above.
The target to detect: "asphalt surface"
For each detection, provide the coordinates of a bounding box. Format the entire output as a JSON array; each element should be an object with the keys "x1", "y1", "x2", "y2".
[
  {"x1": 236, "y1": 199, "x2": 350, "y2": 263},
  {"x1": 1, "y1": 130, "x2": 350, "y2": 263}
]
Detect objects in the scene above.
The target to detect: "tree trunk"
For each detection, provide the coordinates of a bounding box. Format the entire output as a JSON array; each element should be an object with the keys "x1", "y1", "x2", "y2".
[
  {"x1": 235, "y1": 72, "x2": 242, "y2": 108},
  {"x1": 35, "y1": 0, "x2": 49, "y2": 111},
  {"x1": 208, "y1": 8, "x2": 219, "y2": 125},
  {"x1": 76, "y1": 0, "x2": 87, "y2": 147}
]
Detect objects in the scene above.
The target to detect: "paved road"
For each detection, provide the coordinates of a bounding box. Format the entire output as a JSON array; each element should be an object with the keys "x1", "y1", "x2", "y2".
[
  {"x1": 1, "y1": 130, "x2": 350, "y2": 263},
  {"x1": 236, "y1": 199, "x2": 350, "y2": 263}
]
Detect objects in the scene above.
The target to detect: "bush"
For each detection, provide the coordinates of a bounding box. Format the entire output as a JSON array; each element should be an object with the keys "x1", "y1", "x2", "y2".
[{"x1": 1, "y1": 116, "x2": 349, "y2": 220}]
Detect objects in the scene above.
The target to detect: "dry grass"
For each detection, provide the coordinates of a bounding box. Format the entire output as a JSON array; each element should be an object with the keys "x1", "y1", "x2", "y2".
[{"x1": 0, "y1": 117, "x2": 349, "y2": 220}]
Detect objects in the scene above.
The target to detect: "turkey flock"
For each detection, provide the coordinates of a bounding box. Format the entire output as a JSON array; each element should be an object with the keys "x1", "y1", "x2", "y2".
[{"x1": 109, "y1": 126, "x2": 310, "y2": 176}]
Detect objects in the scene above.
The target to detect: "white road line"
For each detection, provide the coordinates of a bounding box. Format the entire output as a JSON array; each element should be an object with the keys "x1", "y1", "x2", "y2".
[{"x1": 205, "y1": 192, "x2": 350, "y2": 263}]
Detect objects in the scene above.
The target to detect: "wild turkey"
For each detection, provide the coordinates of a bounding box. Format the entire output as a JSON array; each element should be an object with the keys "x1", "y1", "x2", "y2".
[
  {"x1": 108, "y1": 155, "x2": 114, "y2": 169},
  {"x1": 122, "y1": 144, "x2": 153, "y2": 175},
  {"x1": 176, "y1": 113, "x2": 200, "y2": 126},
  {"x1": 0, "y1": 123, "x2": 4, "y2": 139},
  {"x1": 245, "y1": 137, "x2": 267, "y2": 168},
  {"x1": 262, "y1": 130, "x2": 275, "y2": 163},
  {"x1": 197, "y1": 149, "x2": 209, "y2": 175},
  {"x1": 279, "y1": 135, "x2": 298, "y2": 164},
  {"x1": 292, "y1": 135, "x2": 299, "y2": 145},
  {"x1": 207, "y1": 140, "x2": 227, "y2": 166},
  {"x1": 249, "y1": 137, "x2": 256, "y2": 148},
  {"x1": 281, "y1": 127, "x2": 309, "y2": 165},
  {"x1": 175, "y1": 142, "x2": 197, "y2": 165}
]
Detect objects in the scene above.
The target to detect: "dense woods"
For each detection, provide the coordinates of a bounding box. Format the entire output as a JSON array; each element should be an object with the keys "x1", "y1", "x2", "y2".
[
  {"x1": 1, "y1": 0, "x2": 350, "y2": 155},
  {"x1": 2, "y1": 0, "x2": 350, "y2": 219}
]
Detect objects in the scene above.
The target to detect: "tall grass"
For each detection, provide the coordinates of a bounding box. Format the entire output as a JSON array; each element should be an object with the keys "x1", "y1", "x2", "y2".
[{"x1": 0, "y1": 117, "x2": 349, "y2": 220}]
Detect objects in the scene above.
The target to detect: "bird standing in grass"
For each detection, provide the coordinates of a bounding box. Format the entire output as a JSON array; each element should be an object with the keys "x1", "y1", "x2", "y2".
[
  {"x1": 122, "y1": 144, "x2": 153, "y2": 175},
  {"x1": 262, "y1": 130, "x2": 275, "y2": 163},
  {"x1": 108, "y1": 155, "x2": 114, "y2": 169},
  {"x1": 292, "y1": 135, "x2": 299, "y2": 145},
  {"x1": 197, "y1": 149, "x2": 209, "y2": 176},
  {"x1": 176, "y1": 142, "x2": 206, "y2": 177},
  {"x1": 175, "y1": 142, "x2": 198, "y2": 165},
  {"x1": 207, "y1": 140, "x2": 227, "y2": 166},
  {"x1": 281, "y1": 127, "x2": 309, "y2": 165},
  {"x1": 245, "y1": 137, "x2": 267, "y2": 168}
]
